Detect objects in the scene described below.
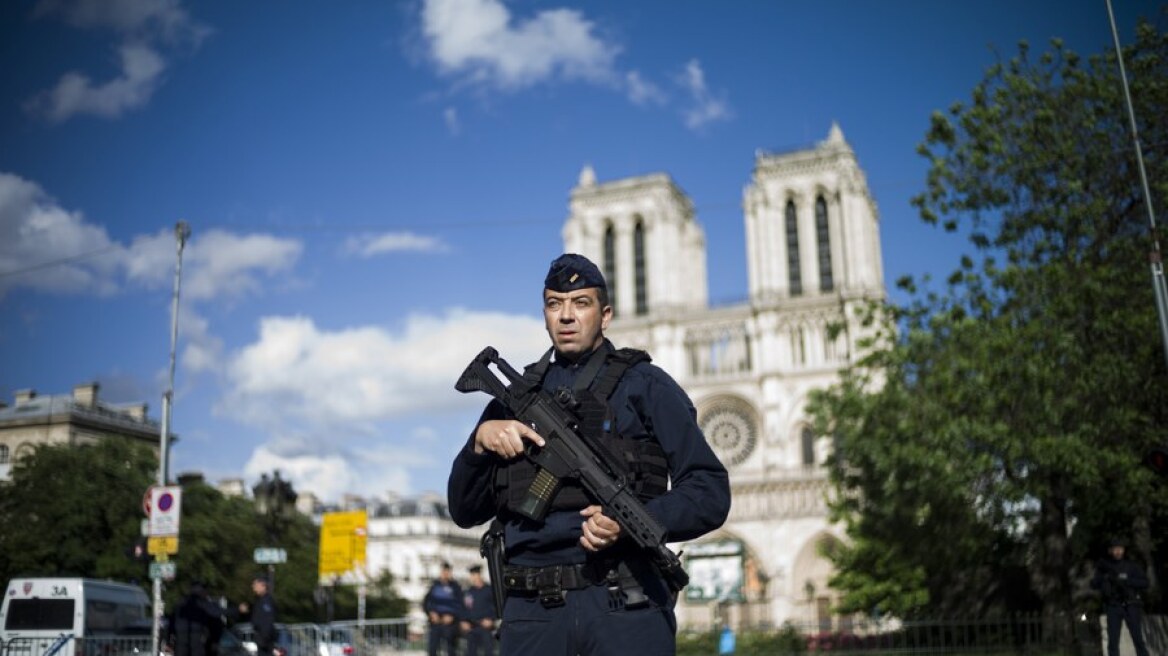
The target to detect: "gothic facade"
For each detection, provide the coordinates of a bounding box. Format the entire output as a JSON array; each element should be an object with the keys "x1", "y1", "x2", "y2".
[{"x1": 562, "y1": 124, "x2": 886, "y2": 630}]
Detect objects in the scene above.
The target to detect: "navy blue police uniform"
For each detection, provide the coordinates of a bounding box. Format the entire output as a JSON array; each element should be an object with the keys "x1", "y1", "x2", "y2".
[
  {"x1": 447, "y1": 253, "x2": 731, "y2": 656},
  {"x1": 250, "y1": 578, "x2": 277, "y2": 656},
  {"x1": 1091, "y1": 539, "x2": 1151, "y2": 656},
  {"x1": 462, "y1": 566, "x2": 497, "y2": 656},
  {"x1": 423, "y1": 566, "x2": 463, "y2": 656}
]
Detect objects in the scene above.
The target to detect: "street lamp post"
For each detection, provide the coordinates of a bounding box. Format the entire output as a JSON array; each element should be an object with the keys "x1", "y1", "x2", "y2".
[{"x1": 152, "y1": 220, "x2": 191, "y2": 656}]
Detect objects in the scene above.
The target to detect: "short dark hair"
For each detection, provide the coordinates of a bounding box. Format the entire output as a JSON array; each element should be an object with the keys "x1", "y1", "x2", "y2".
[{"x1": 468, "y1": 565, "x2": 482, "y2": 574}]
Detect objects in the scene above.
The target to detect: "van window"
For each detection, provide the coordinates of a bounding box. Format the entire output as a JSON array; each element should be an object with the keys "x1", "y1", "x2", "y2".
[{"x1": 4, "y1": 598, "x2": 76, "y2": 631}]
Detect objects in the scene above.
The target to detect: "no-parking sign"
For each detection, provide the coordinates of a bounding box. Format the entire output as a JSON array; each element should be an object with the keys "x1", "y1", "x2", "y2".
[{"x1": 148, "y1": 485, "x2": 182, "y2": 536}]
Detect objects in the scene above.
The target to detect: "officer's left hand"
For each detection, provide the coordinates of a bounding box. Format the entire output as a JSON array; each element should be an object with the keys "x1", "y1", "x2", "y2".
[{"x1": 580, "y1": 505, "x2": 621, "y2": 552}]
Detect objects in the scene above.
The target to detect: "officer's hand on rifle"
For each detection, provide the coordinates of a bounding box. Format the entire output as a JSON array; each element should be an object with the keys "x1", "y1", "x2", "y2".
[
  {"x1": 580, "y1": 504, "x2": 621, "y2": 552},
  {"x1": 474, "y1": 419, "x2": 545, "y2": 458}
]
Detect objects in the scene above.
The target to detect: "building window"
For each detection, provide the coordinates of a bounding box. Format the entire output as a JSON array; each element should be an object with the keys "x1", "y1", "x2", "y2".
[
  {"x1": 634, "y1": 220, "x2": 648, "y2": 315},
  {"x1": 0, "y1": 444, "x2": 8, "y2": 464},
  {"x1": 801, "y1": 427, "x2": 816, "y2": 467},
  {"x1": 785, "y1": 200, "x2": 802, "y2": 296},
  {"x1": 604, "y1": 223, "x2": 618, "y2": 316},
  {"x1": 816, "y1": 196, "x2": 833, "y2": 292}
]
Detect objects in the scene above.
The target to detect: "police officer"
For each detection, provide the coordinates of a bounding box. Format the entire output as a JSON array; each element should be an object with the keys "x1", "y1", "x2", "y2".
[
  {"x1": 423, "y1": 562, "x2": 463, "y2": 656},
  {"x1": 447, "y1": 253, "x2": 731, "y2": 656},
  {"x1": 249, "y1": 574, "x2": 278, "y2": 656},
  {"x1": 172, "y1": 582, "x2": 221, "y2": 656},
  {"x1": 1091, "y1": 537, "x2": 1150, "y2": 656},
  {"x1": 461, "y1": 565, "x2": 496, "y2": 656}
]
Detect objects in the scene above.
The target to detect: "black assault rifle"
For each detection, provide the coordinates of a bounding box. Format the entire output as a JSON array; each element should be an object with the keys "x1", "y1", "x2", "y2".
[{"x1": 455, "y1": 346, "x2": 689, "y2": 593}]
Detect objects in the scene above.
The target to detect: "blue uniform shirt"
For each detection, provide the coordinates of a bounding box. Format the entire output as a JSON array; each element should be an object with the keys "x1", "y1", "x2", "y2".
[{"x1": 447, "y1": 341, "x2": 731, "y2": 567}]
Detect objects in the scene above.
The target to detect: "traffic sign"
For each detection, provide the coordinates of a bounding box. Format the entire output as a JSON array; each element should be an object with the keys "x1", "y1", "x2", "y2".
[
  {"x1": 149, "y1": 561, "x2": 177, "y2": 580},
  {"x1": 318, "y1": 510, "x2": 367, "y2": 578},
  {"x1": 148, "y1": 536, "x2": 180, "y2": 555},
  {"x1": 254, "y1": 548, "x2": 287, "y2": 564},
  {"x1": 142, "y1": 485, "x2": 155, "y2": 516},
  {"x1": 148, "y1": 485, "x2": 182, "y2": 536}
]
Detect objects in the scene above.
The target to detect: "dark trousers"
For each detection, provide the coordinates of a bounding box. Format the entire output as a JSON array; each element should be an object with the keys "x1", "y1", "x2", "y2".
[
  {"x1": 465, "y1": 625, "x2": 495, "y2": 656},
  {"x1": 499, "y1": 584, "x2": 676, "y2": 656},
  {"x1": 1105, "y1": 604, "x2": 1149, "y2": 656},
  {"x1": 427, "y1": 620, "x2": 458, "y2": 656}
]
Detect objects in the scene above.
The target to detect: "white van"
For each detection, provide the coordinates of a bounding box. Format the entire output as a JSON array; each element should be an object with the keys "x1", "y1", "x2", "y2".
[{"x1": 0, "y1": 578, "x2": 152, "y2": 656}]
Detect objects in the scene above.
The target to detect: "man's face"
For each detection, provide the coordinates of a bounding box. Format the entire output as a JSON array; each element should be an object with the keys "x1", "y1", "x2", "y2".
[
  {"x1": 252, "y1": 580, "x2": 267, "y2": 596},
  {"x1": 1109, "y1": 545, "x2": 1125, "y2": 560},
  {"x1": 543, "y1": 287, "x2": 611, "y2": 359}
]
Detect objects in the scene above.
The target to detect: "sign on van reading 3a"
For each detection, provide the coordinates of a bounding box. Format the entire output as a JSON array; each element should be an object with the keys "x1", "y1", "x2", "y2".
[
  {"x1": 254, "y1": 548, "x2": 287, "y2": 564},
  {"x1": 148, "y1": 485, "x2": 182, "y2": 536}
]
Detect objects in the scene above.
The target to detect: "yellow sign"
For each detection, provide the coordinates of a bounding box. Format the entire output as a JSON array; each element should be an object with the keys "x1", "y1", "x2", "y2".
[
  {"x1": 318, "y1": 510, "x2": 367, "y2": 578},
  {"x1": 148, "y1": 535, "x2": 179, "y2": 555}
]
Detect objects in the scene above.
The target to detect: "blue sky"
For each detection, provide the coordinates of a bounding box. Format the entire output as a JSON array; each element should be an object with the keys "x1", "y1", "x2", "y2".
[{"x1": 1, "y1": 0, "x2": 1163, "y2": 503}]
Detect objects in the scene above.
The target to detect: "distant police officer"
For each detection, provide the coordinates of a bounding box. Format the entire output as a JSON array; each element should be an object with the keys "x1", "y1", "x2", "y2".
[
  {"x1": 249, "y1": 575, "x2": 278, "y2": 656},
  {"x1": 447, "y1": 253, "x2": 731, "y2": 656},
  {"x1": 172, "y1": 582, "x2": 222, "y2": 656},
  {"x1": 1091, "y1": 537, "x2": 1150, "y2": 656},
  {"x1": 461, "y1": 565, "x2": 496, "y2": 656},
  {"x1": 423, "y1": 562, "x2": 462, "y2": 656}
]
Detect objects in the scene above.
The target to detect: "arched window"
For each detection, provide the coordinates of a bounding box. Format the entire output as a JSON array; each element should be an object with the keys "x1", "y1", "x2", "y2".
[
  {"x1": 801, "y1": 427, "x2": 816, "y2": 467},
  {"x1": 785, "y1": 200, "x2": 802, "y2": 296},
  {"x1": 816, "y1": 196, "x2": 833, "y2": 292},
  {"x1": 634, "y1": 220, "x2": 648, "y2": 315},
  {"x1": 0, "y1": 444, "x2": 8, "y2": 464},
  {"x1": 603, "y1": 223, "x2": 618, "y2": 316}
]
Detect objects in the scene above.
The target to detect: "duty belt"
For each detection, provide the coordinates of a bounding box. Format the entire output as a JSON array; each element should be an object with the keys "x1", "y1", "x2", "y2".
[{"x1": 502, "y1": 562, "x2": 612, "y2": 607}]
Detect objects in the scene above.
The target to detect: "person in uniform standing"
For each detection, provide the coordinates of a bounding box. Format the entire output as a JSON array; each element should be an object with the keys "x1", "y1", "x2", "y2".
[
  {"x1": 1091, "y1": 537, "x2": 1150, "y2": 656},
  {"x1": 447, "y1": 253, "x2": 731, "y2": 656},
  {"x1": 422, "y1": 562, "x2": 462, "y2": 656},
  {"x1": 249, "y1": 575, "x2": 278, "y2": 656},
  {"x1": 460, "y1": 565, "x2": 497, "y2": 656},
  {"x1": 172, "y1": 582, "x2": 221, "y2": 656}
]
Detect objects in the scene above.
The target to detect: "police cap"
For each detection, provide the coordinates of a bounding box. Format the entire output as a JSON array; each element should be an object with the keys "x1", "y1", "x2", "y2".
[{"x1": 544, "y1": 253, "x2": 606, "y2": 293}]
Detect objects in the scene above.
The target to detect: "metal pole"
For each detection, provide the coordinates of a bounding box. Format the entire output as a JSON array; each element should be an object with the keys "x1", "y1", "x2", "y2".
[
  {"x1": 152, "y1": 221, "x2": 191, "y2": 656},
  {"x1": 1105, "y1": 0, "x2": 1168, "y2": 367}
]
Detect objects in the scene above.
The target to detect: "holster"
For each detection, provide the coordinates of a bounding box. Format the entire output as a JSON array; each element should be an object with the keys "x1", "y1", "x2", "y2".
[{"x1": 480, "y1": 519, "x2": 507, "y2": 620}]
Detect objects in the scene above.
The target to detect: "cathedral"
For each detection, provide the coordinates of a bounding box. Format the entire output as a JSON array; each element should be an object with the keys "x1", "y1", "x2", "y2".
[{"x1": 562, "y1": 123, "x2": 886, "y2": 631}]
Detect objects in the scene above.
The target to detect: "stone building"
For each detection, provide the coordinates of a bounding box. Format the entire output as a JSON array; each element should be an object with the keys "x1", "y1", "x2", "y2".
[
  {"x1": 0, "y1": 382, "x2": 163, "y2": 481},
  {"x1": 562, "y1": 123, "x2": 886, "y2": 631}
]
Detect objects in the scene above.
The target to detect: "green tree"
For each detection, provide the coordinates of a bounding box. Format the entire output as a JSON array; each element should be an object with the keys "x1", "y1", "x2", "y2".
[
  {"x1": 0, "y1": 439, "x2": 156, "y2": 588},
  {"x1": 0, "y1": 443, "x2": 334, "y2": 625},
  {"x1": 808, "y1": 17, "x2": 1168, "y2": 647}
]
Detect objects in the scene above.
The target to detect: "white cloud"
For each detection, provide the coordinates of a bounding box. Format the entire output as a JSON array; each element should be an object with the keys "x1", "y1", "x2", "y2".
[
  {"x1": 225, "y1": 309, "x2": 549, "y2": 500},
  {"x1": 0, "y1": 172, "x2": 303, "y2": 302},
  {"x1": 443, "y1": 106, "x2": 461, "y2": 135},
  {"x1": 221, "y1": 309, "x2": 547, "y2": 431},
  {"x1": 626, "y1": 70, "x2": 665, "y2": 106},
  {"x1": 122, "y1": 227, "x2": 302, "y2": 301},
  {"x1": 420, "y1": 0, "x2": 619, "y2": 90},
  {"x1": 0, "y1": 173, "x2": 125, "y2": 297},
  {"x1": 344, "y1": 232, "x2": 450, "y2": 257},
  {"x1": 26, "y1": 43, "x2": 167, "y2": 123},
  {"x1": 33, "y1": 0, "x2": 206, "y2": 40},
  {"x1": 27, "y1": 0, "x2": 210, "y2": 123},
  {"x1": 677, "y1": 59, "x2": 732, "y2": 130}
]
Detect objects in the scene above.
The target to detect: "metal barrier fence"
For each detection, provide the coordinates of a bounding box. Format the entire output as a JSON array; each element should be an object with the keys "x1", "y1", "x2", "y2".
[
  {"x1": 680, "y1": 613, "x2": 1075, "y2": 654},
  {"x1": 232, "y1": 619, "x2": 419, "y2": 656},
  {"x1": 0, "y1": 635, "x2": 153, "y2": 656}
]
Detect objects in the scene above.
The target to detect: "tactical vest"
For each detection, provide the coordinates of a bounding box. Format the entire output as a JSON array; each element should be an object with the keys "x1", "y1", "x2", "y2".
[{"x1": 495, "y1": 344, "x2": 669, "y2": 516}]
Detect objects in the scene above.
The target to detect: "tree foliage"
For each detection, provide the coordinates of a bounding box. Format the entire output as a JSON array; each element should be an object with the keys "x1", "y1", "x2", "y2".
[
  {"x1": 808, "y1": 17, "x2": 1168, "y2": 633},
  {"x1": 0, "y1": 445, "x2": 405, "y2": 624}
]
